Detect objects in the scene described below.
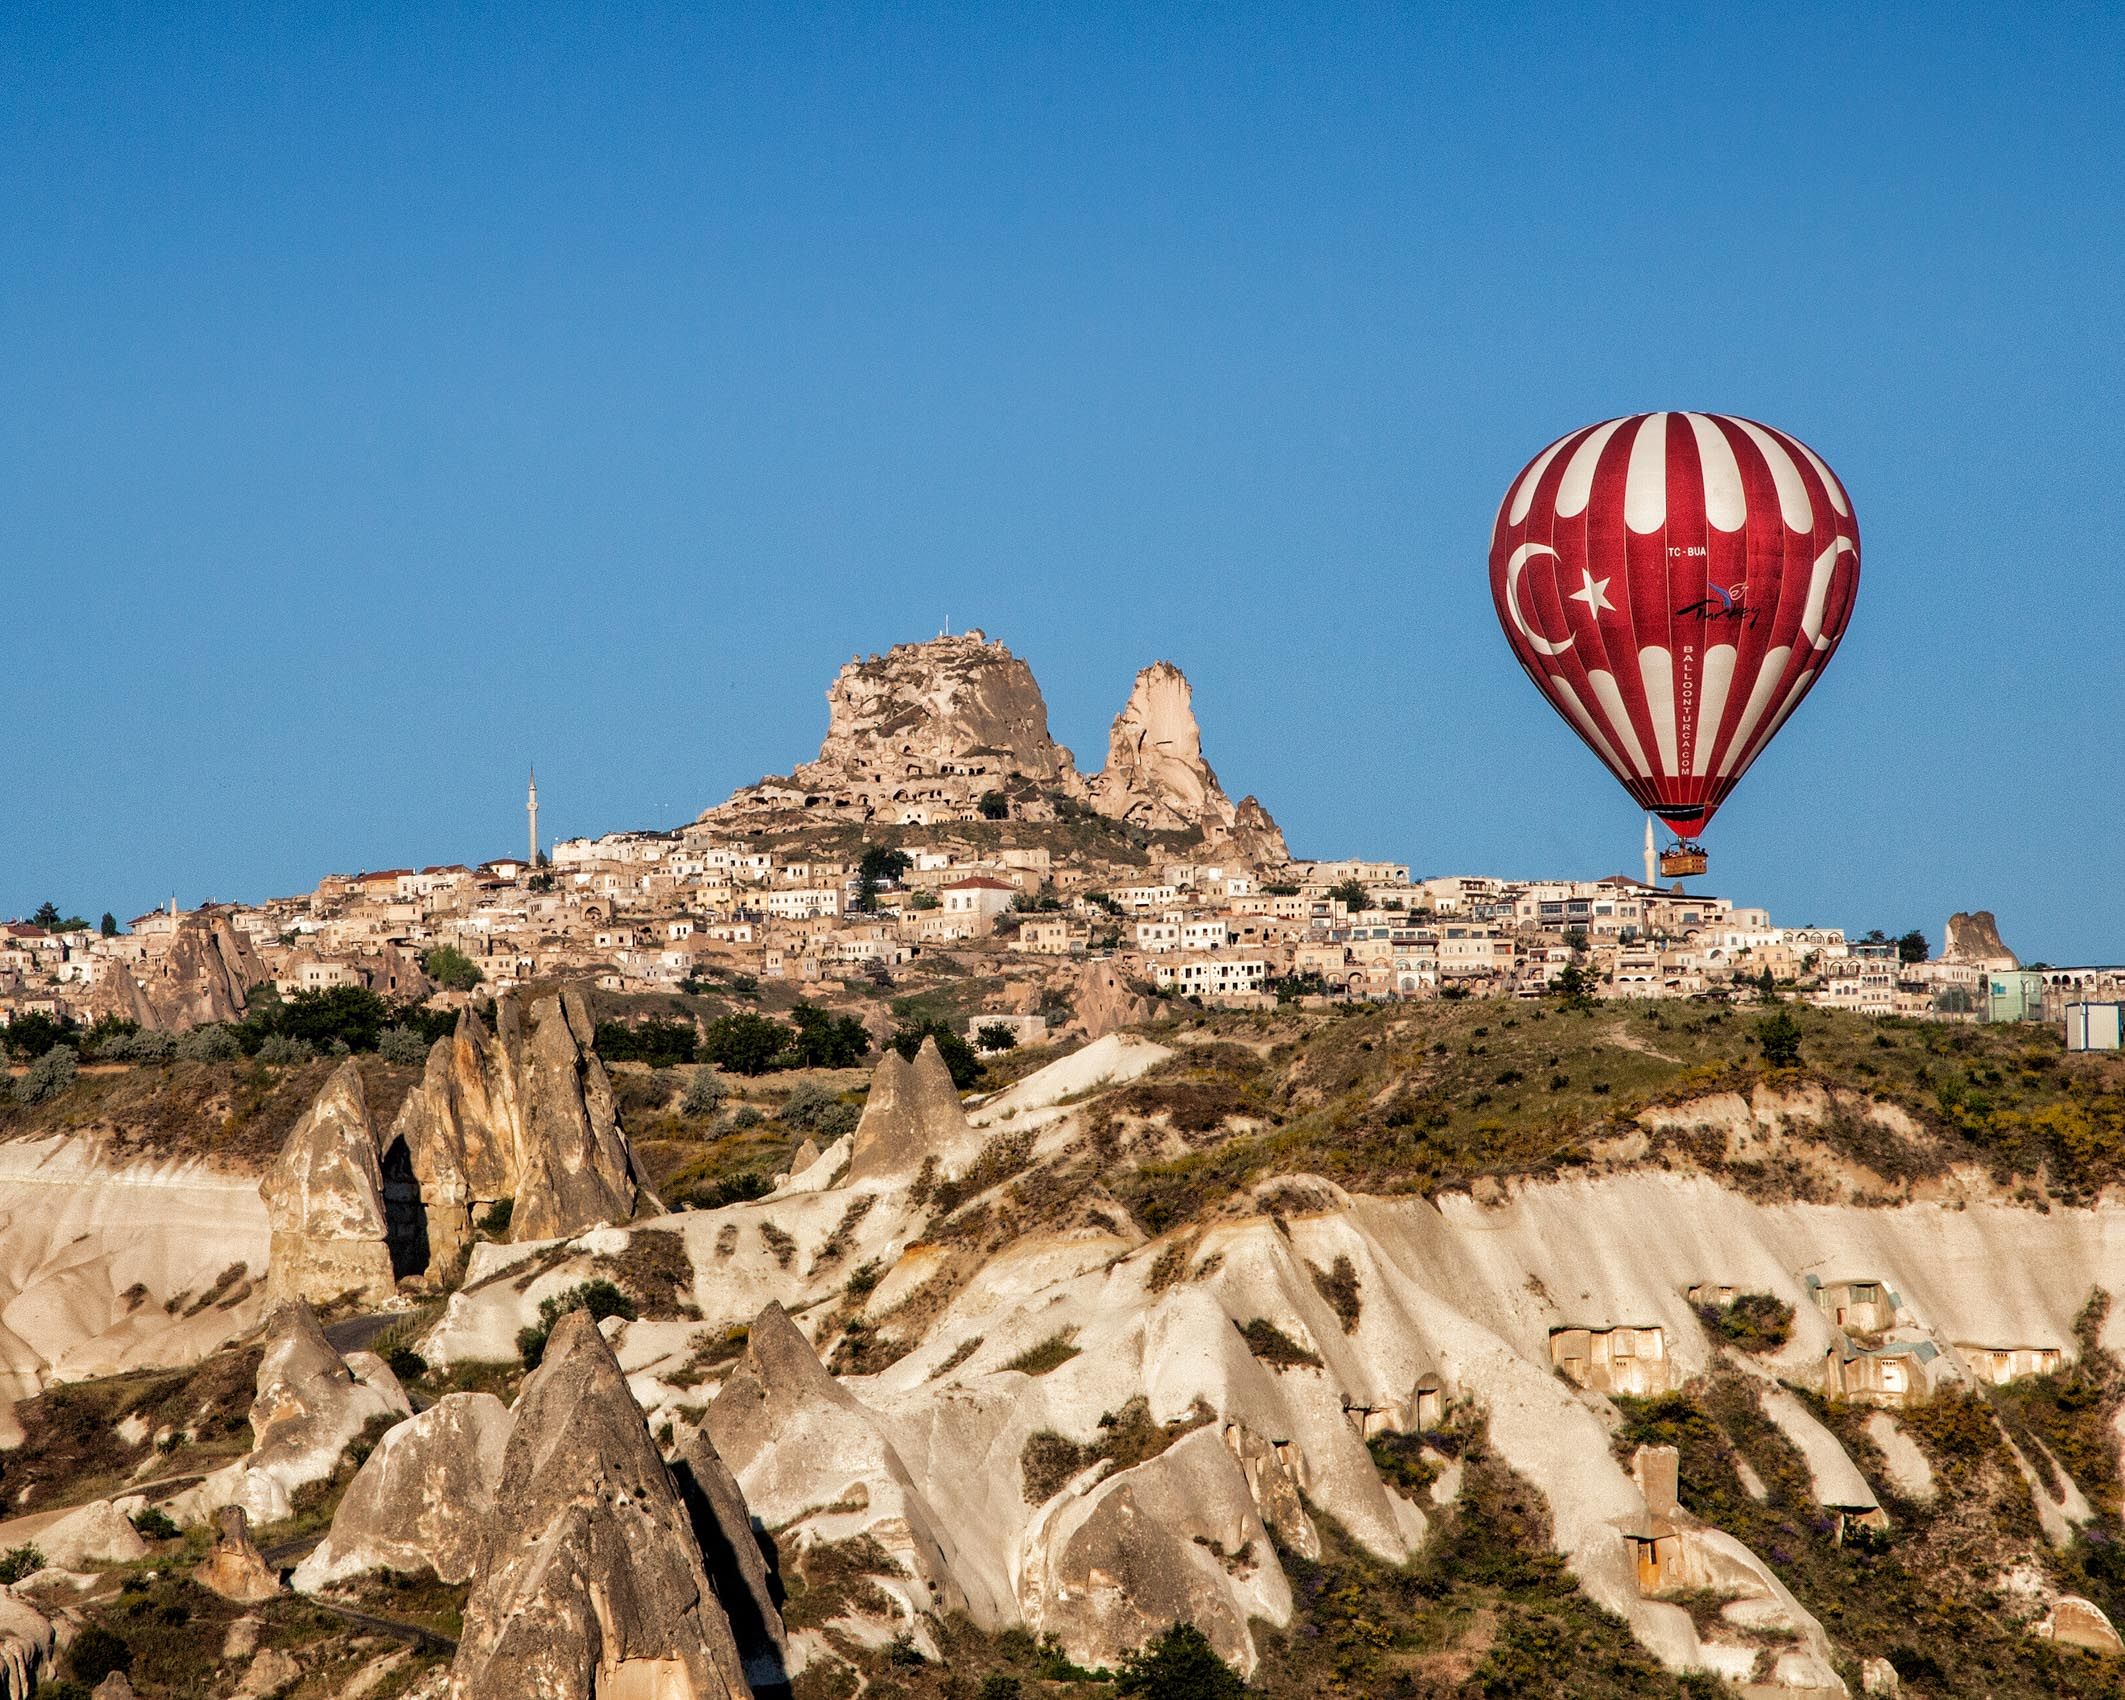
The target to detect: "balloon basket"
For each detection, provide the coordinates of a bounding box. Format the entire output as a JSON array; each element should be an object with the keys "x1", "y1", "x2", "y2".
[{"x1": 1658, "y1": 845, "x2": 1709, "y2": 879}]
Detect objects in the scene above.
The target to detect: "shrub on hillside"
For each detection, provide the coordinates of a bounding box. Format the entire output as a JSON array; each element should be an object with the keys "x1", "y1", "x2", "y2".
[
  {"x1": 1115, "y1": 1621, "x2": 1244, "y2": 1700},
  {"x1": 175, "y1": 1023, "x2": 241, "y2": 1062},
  {"x1": 1697, "y1": 1292, "x2": 1794, "y2": 1354},
  {"x1": 1238, "y1": 1318, "x2": 1322, "y2": 1369},
  {"x1": 517, "y1": 1279, "x2": 637, "y2": 1368},
  {"x1": 256, "y1": 1033, "x2": 316, "y2": 1065},
  {"x1": 13, "y1": 1046, "x2": 77, "y2": 1105},
  {"x1": 377, "y1": 1025, "x2": 430, "y2": 1066},
  {"x1": 681, "y1": 1069, "x2": 726, "y2": 1117},
  {"x1": 102, "y1": 1028, "x2": 176, "y2": 1063},
  {"x1": 67, "y1": 1624, "x2": 131, "y2": 1685},
  {"x1": 779, "y1": 1081, "x2": 859, "y2": 1138}
]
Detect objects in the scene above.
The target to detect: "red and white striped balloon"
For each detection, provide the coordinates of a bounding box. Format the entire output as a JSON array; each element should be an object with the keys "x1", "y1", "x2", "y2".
[{"x1": 1489, "y1": 412, "x2": 1860, "y2": 838}]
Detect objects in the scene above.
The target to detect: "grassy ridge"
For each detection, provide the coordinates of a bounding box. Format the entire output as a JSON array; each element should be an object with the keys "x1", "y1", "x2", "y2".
[{"x1": 1111, "y1": 1000, "x2": 2125, "y2": 1231}]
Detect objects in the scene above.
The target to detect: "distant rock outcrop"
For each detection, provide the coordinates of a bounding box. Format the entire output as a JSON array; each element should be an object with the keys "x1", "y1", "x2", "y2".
[
  {"x1": 387, "y1": 988, "x2": 647, "y2": 1258},
  {"x1": 0, "y1": 1592, "x2": 52, "y2": 1698},
  {"x1": 844, "y1": 1038, "x2": 972, "y2": 1184},
  {"x1": 294, "y1": 1392, "x2": 512, "y2": 1592},
  {"x1": 1944, "y1": 910, "x2": 2019, "y2": 971},
  {"x1": 2038, "y1": 1593, "x2": 2123, "y2": 1653},
  {"x1": 701, "y1": 634, "x2": 1293, "y2": 859},
  {"x1": 449, "y1": 1309, "x2": 750, "y2": 1700},
  {"x1": 1089, "y1": 662, "x2": 1234, "y2": 833},
  {"x1": 1220, "y1": 794, "x2": 1292, "y2": 866},
  {"x1": 711, "y1": 631, "x2": 1081, "y2": 824},
  {"x1": 129, "y1": 909, "x2": 268, "y2": 1030},
  {"x1": 1019, "y1": 1425, "x2": 1297, "y2": 1677},
  {"x1": 260, "y1": 1061, "x2": 398, "y2": 1309},
  {"x1": 1074, "y1": 960, "x2": 1156, "y2": 1041},
  {"x1": 1086, "y1": 661, "x2": 1287, "y2": 863},
  {"x1": 35, "y1": 1499, "x2": 147, "y2": 1570},
  {"x1": 388, "y1": 1007, "x2": 516, "y2": 1273},
  {"x1": 510, "y1": 988, "x2": 640, "y2": 1242}
]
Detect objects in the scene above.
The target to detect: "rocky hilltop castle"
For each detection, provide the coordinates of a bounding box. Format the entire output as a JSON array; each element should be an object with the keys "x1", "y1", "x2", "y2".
[{"x1": 707, "y1": 630, "x2": 1289, "y2": 864}]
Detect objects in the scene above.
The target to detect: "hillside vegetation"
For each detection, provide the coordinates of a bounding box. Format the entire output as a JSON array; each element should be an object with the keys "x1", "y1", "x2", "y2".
[{"x1": 1106, "y1": 999, "x2": 2125, "y2": 1232}]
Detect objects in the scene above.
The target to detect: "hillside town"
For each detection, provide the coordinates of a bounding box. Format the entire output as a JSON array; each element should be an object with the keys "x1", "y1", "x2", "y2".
[{"x1": 4, "y1": 633, "x2": 2116, "y2": 1044}]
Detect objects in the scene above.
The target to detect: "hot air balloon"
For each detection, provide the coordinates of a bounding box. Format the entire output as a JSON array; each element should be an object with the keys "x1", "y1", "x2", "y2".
[{"x1": 1489, "y1": 412, "x2": 1859, "y2": 876}]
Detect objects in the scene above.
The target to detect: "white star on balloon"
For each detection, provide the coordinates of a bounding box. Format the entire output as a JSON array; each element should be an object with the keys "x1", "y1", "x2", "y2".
[{"x1": 1568, "y1": 568, "x2": 1616, "y2": 615}]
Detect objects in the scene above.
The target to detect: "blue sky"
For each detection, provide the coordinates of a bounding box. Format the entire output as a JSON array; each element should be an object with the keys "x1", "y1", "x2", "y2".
[{"x1": 4, "y1": 5, "x2": 2120, "y2": 963}]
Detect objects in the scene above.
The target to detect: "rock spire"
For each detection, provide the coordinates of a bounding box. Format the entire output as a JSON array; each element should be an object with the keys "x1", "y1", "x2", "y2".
[
  {"x1": 259, "y1": 1061, "x2": 397, "y2": 1309},
  {"x1": 449, "y1": 1308, "x2": 751, "y2": 1700}
]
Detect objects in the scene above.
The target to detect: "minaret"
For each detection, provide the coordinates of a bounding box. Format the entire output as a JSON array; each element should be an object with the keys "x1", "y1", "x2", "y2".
[
  {"x1": 1642, "y1": 817, "x2": 1657, "y2": 888},
  {"x1": 527, "y1": 768, "x2": 540, "y2": 870}
]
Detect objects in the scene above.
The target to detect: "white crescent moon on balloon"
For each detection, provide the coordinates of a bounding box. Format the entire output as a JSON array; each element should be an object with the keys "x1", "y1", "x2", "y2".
[{"x1": 1505, "y1": 543, "x2": 1574, "y2": 656}]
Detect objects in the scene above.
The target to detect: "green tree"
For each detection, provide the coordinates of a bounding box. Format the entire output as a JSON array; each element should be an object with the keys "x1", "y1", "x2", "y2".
[
  {"x1": 1897, "y1": 929, "x2": 1929, "y2": 964},
  {"x1": 30, "y1": 902, "x2": 59, "y2": 930},
  {"x1": 1326, "y1": 878, "x2": 1368, "y2": 914},
  {"x1": 702, "y1": 1012, "x2": 790, "y2": 1075},
  {"x1": 2, "y1": 1011, "x2": 74, "y2": 1059},
  {"x1": 13, "y1": 1046, "x2": 78, "y2": 1105},
  {"x1": 377, "y1": 1026, "x2": 430, "y2": 1066},
  {"x1": 593, "y1": 1017, "x2": 699, "y2": 1067},
  {"x1": 422, "y1": 944, "x2": 484, "y2": 990},
  {"x1": 1551, "y1": 962, "x2": 1596, "y2": 1010},
  {"x1": 979, "y1": 791, "x2": 1009, "y2": 820},
  {"x1": 853, "y1": 845, "x2": 912, "y2": 913},
  {"x1": 99, "y1": 912, "x2": 118, "y2": 938},
  {"x1": 1752, "y1": 967, "x2": 1780, "y2": 1003},
  {"x1": 67, "y1": 1624, "x2": 132, "y2": 1685},
  {"x1": 1756, "y1": 1006, "x2": 1803, "y2": 1068},
  {"x1": 1115, "y1": 1622, "x2": 1245, "y2": 1700},
  {"x1": 680, "y1": 1069, "x2": 725, "y2": 1117},
  {"x1": 788, "y1": 1003, "x2": 870, "y2": 1069},
  {"x1": 250, "y1": 986, "x2": 391, "y2": 1054},
  {"x1": 975, "y1": 1021, "x2": 1019, "y2": 1054}
]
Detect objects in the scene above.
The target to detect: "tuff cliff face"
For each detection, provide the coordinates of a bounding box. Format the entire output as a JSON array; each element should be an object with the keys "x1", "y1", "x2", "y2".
[
  {"x1": 1083, "y1": 661, "x2": 1289, "y2": 858},
  {"x1": 1944, "y1": 910, "x2": 2020, "y2": 970},
  {"x1": 403, "y1": 1028, "x2": 2125, "y2": 1697},
  {"x1": 387, "y1": 987, "x2": 645, "y2": 1256},
  {"x1": 1089, "y1": 661, "x2": 1236, "y2": 833},
  {"x1": 259, "y1": 1060, "x2": 398, "y2": 1309},
  {"x1": 712, "y1": 631, "x2": 1082, "y2": 822},
  {"x1": 119, "y1": 911, "x2": 268, "y2": 1030},
  {"x1": 708, "y1": 632, "x2": 1290, "y2": 860}
]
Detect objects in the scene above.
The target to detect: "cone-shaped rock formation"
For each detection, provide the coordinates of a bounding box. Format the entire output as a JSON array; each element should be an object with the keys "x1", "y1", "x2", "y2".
[
  {"x1": 295, "y1": 1391, "x2": 511, "y2": 1591},
  {"x1": 260, "y1": 1060, "x2": 397, "y2": 1308},
  {"x1": 844, "y1": 1037, "x2": 971, "y2": 1184},
  {"x1": 449, "y1": 1309, "x2": 750, "y2": 1700}
]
